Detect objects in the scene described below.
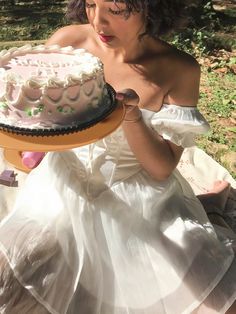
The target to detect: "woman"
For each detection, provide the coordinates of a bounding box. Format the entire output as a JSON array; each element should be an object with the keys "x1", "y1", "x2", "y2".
[{"x1": 0, "y1": 0, "x2": 235, "y2": 313}]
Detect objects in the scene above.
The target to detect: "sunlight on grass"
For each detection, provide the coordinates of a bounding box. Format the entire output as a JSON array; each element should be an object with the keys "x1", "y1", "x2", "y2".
[{"x1": 197, "y1": 68, "x2": 236, "y2": 178}]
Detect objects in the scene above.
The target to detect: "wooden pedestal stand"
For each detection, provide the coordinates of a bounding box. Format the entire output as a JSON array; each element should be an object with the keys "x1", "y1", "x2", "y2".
[{"x1": 0, "y1": 105, "x2": 125, "y2": 173}]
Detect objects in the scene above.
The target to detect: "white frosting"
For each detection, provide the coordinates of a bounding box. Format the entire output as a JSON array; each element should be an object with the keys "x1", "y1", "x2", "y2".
[
  {"x1": 0, "y1": 44, "x2": 103, "y2": 88},
  {"x1": 0, "y1": 45, "x2": 107, "y2": 129}
]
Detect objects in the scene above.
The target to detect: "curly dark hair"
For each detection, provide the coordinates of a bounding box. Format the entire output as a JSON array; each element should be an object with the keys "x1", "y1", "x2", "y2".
[{"x1": 66, "y1": 0, "x2": 191, "y2": 38}]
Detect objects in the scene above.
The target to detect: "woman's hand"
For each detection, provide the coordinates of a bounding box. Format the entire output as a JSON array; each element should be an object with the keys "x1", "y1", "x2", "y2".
[{"x1": 116, "y1": 89, "x2": 141, "y2": 122}]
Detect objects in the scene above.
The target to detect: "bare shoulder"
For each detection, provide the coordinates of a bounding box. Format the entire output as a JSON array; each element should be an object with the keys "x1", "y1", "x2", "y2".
[
  {"x1": 143, "y1": 42, "x2": 201, "y2": 107},
  {"x1": 173, "y1": 48, "x2": 200, "y2": 78},
  {"x1": 162, "y1": 45, "x2": 201, "y2": 107},
  {"x1": 46, "y1": 24, "x2": 92, "y2": 48}
]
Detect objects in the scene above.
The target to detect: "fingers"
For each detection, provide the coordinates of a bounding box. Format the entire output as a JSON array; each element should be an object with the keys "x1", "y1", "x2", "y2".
[
  {"x1": 116, "y1": 89, "x2": 140, "y2": 106},
  {"x1": 115, "y1": 89, "x2": 142, "y2": 121}
]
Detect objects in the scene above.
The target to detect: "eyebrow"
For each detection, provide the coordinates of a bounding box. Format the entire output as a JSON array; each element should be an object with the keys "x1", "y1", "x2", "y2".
[{"x1": 104, "y1": 0, "x2": 125, "y2": 2}]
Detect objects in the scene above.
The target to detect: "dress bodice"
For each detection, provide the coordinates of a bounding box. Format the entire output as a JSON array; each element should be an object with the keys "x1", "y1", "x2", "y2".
[{"x1": 72, "y1": 105, "x2": 210, "y2": 190}]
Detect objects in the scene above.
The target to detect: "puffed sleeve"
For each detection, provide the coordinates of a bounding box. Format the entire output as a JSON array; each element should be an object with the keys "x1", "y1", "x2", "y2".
[{"x1": 150, "y1": 104, "x2": 210, "y2": 148}]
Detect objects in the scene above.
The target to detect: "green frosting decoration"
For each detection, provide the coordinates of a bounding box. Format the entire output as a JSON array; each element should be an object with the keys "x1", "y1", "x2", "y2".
[
  {"x1": 57, "y1": 106, "x2": 63, "y2": 113},
  {"x1": 26, "y1": 108, "x2": 32, "y2": 117},
  {"x1": 57, "y1": 105, "x2": 74, "y2": 114},
  {"x1": 25, "y1": 104, "x2": 45, "y2": 117},
  {"x1": 0, "y1": 101, "x2": 8, "y2": 109}
]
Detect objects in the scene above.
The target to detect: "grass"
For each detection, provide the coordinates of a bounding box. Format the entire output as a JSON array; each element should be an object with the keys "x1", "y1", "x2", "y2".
[
  {"x1": 197, "y1": 67, "x2": 236, "y2": 176},
  {"x1": 0, "y1": 1, "x2": 235, "y2": 178},
  {"x1": 0, "y1": 1, "x2": 67, "y2": 42}
]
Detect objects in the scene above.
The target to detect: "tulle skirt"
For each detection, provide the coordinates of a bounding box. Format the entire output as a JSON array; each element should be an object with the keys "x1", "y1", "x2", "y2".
[{"x1": 0, "y1": 150, "x2": 236, "y2": 314}]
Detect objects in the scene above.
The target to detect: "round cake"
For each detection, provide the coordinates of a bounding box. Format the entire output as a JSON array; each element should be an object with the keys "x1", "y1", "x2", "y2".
[{"x1": 0, "y1": 44, "x2": 116, "y2": 135}]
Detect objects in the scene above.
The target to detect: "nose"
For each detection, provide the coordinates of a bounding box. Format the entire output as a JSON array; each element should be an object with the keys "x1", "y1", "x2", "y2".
[{"x1": 92, "y1": 7, "x2": 109, "y2": 28}]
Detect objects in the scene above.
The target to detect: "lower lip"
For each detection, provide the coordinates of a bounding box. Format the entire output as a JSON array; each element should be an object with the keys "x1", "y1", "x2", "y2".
[{"x1": 99, "y1": 35, "x2": 114, "y2": 43}]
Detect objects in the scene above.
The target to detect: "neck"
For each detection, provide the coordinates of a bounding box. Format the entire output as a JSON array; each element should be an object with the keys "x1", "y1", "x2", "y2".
[
  {"x1": 101, "y1": 36, "x2": 157, "y2": 63},
  {"x1": 105, "y1": 37, "x2": 167, "y2": 64}
]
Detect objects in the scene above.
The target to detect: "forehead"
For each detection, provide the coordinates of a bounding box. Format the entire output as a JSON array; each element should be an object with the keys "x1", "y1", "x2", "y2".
[
  {"x1": 94, "y1": 0, "x2": 128, "y2": 6},
  {"x1": 89, "y1": 0, "x2": 127, "y2": 4}
]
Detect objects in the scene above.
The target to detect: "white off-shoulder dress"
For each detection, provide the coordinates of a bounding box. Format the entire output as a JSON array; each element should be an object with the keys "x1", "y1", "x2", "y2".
[{"x1": 0, "y1": 105, "x2": 236, "y2": 314}]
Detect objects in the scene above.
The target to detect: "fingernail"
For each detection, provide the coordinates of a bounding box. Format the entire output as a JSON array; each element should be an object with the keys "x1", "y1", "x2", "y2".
[{"x1": 116, "y1": 93, "x2": 124, "y2": 100}]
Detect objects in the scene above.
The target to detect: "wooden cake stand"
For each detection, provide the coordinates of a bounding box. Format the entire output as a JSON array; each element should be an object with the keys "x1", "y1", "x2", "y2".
[{"x1": 0, "y1": 105, "x2": 125, "y2": 173}]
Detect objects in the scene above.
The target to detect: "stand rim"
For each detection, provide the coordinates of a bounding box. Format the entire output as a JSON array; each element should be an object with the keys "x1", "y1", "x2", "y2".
[{"x1": 0, "y1": 105, "x2": 124, "y2": 152}]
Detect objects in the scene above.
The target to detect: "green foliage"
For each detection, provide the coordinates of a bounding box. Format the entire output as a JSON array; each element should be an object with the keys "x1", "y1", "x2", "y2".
[
  {"x1": 169, "y1": 1, "x2": 236, "y2": 56},
  {"x1": 0, "y1": 2, "x2": 67, "y2": 41},
  {"x1": 198, "y1": 1, "x2": 219, "y2": 27},
  {"x1": 171, "y1": 29, "x2": 212, "y2": 56},
  {"x1": 203, "y1": 72, "x2": 236, "y2": 118}
]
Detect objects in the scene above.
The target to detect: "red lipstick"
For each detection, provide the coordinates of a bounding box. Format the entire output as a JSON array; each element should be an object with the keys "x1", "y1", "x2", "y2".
[{"x1": 99, "y1": 34, "x2": 114, "y2": 43}]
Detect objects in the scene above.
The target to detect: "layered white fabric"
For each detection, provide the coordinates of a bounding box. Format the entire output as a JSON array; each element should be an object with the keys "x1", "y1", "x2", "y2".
[
  {"x1": 0, "y1": 105, "x2": 235, "y2": 314},
  {"x1": 150, "y1": 104, "x2": 210, "y2": 147}
]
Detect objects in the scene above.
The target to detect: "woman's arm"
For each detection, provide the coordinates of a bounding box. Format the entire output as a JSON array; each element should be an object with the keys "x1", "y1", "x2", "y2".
[
  {"x1": 122, "y1": 116, "x2": 183, "y2": 181},
  {"x1": 120, "y1": 60, "x2": 201, "y2": 181}
]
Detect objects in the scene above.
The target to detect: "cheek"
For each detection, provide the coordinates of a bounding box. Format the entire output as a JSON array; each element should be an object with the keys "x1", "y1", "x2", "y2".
[
  {"x1": 85, "y1": 10, "x2": 94, "y2": 24},
  {"x1": 134, "y1": 16, "x2": 146, "y2": 29},
  {"x1": 115, "y1": 16, "x2": 145, "y2": 37}
]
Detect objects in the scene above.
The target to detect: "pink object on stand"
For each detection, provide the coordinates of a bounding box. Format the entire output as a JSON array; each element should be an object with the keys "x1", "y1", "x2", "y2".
[{"x1": 21, "y1": 152, "x2": 45, "y2": 169}]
